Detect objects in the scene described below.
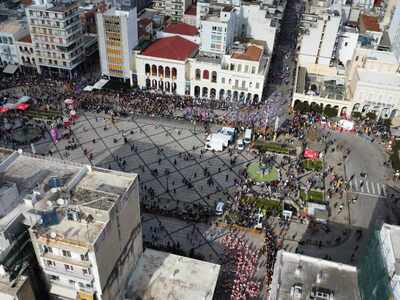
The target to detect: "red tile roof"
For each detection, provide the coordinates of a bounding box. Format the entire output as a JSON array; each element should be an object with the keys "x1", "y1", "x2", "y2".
[
  {"x1": 18, "y1": 35, "x2": 32, "y2": 43},
  {"x1": 164, "y1": 22, "x2": 198, "y2": 36},
  {"x1": 232, "y1": 45, "x2": 263, "y2": 61},
  {"x1": 142, "y1": 36, "x2": 198, "y2": 61},
  {"x1": 185, "y1": 4, "x2": 197, "y2": 16},
  {"x1": 360, "y1": 14, "x2": 380, "y2": 32}
]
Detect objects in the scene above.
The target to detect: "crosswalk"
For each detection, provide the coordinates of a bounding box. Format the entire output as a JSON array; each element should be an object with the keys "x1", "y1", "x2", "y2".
[{"x1": 349, "y1": 177, "x2": 388, "y2": 197}]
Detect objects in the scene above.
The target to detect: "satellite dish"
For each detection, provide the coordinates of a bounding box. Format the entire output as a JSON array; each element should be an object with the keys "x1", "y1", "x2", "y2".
[
  {"x1": 50, "y1": 232, "x2": 57, "y2": 239},
  {"x1": 57, "y1": 198, "x2": 65, "y2": 205},
  {"x1": 46, "y1": 201, "x2": 53, "y2": 207}
]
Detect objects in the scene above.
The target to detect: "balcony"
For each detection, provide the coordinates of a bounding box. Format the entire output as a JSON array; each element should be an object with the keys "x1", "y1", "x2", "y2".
[
  {"x1": 42, "y1": 252, "x2": 91, "y2": 268},
  {"x1": 43, "y1": 264, "x2": 93, "y2": 282}
]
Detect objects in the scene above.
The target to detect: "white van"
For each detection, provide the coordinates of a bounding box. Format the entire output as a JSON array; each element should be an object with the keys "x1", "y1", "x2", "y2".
[
  {"x1": 237, "y1": 139, "x2": 244, "y2": 151},
  {"x1": 244, "y1": 128, "x2": 252, "y2": 144}
]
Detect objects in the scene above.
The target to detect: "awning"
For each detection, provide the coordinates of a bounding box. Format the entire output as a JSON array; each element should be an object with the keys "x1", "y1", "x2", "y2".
[
  {"x1": 49, "y1": 284, "x2": 77, "y2": 299},
  {"x1": 3, "y1": 64, "x2": 18, "y2": 74},
  {"x1": 16, "y1": 103, "x2": 29, "y2": 111},
  {"x1": 93, "y1": 79, "x2": 109, "y2": 90},
  {"x1": 17, "y1": 96, "x2": 31, "y2": 104},
  {"x1": 83, "y1": 85, "x2": 94, "y2": 91},
  {"x1": 0, "y1": 107, "x2": 9, "y2": 113}
]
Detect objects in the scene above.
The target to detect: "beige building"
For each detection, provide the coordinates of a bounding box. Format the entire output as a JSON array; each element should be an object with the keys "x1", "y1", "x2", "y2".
[
  {"x1": 0, "y1": 149, "x2": 142, "y2": 300},
  {"x1": 26, "y1": 0, "x2": 86, "y2": 76},
  {"x1": 153, "y1": 0, "x2": 193, "y2": 22}
]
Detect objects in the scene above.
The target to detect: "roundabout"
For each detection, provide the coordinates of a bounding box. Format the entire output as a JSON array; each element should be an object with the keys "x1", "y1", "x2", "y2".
[
  {"x1": 247, "y1": 161, "x2": 279, "y2": 182},
  {"x1": 12, "y1": 126, "x2": 42, "y2": 144}
]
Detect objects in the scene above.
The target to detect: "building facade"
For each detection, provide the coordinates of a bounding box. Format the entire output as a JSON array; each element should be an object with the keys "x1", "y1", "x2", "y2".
[
  {"x1": 96, "y1": 6, "x2": 138, "y2": 85},
  {"x1": 26, "y1": 0, "x2": 86, "y2": 76},
  {"x1": 0, "y1": 20, "x2": 29, "y2": 68}
]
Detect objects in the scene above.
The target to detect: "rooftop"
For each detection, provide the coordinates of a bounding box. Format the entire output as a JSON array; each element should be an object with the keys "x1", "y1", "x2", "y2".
[
  {"x1": 355, "y1": 48, "x2": 398, "y2": 65},
  {"x1": 357, "y1": 69, "x2": 400, "y2": 87},
  {"x1": 125, "y1": 249, "x2": 220, "y2": 300},
  {"x1": 359, "y1": 14, "x2": 380, "y2": 32},
  {"x1": 232, "y1": 44, "x2": 263, "y2": 61},
  {"x1": 0, "y1": 149, "x2": 137, "y2": 248},
  {"x1": 164, "y1": 22, "x2": 199, "y2": 36},
  {"x1": 270, "y1": 250, "x2": 360, "y2": 300},
  {"x1": 142, "y1": 36, "x2": 199, "y2": 61},
  {"x1": 0, "y1": 19, "x2": 26, "y2": 35},
  {"x1": 18, "y1": 35, "x2": 32, "y2": 43}
]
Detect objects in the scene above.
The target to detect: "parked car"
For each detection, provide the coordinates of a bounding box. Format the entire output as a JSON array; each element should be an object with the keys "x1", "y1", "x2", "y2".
[
  {"x1": 237, "y1": 139, "x2": 244, "y2": 151},
  {"x1": 215, "y1": 200, "x2": 225, "y2": 216}
]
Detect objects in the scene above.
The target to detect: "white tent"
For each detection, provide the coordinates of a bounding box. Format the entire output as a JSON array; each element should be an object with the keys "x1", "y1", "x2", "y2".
[
  {"x1": 3, "y1": 64, "x2": 18, "y2": 74},
  {"x1": 92, "y1": 79, "x2": 109, "y2": 90}
]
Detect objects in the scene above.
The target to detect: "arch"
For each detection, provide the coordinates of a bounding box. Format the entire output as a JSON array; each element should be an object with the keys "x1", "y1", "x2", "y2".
[
  {"x1": 172, "y1": 82, "x2": 177, "y2": 93},
  {"x1": 381, "y1": 108, "x2": 390, "y2": 119},
  {"x1": 203, "y1": 70, "x2": 209, "y2": 80},
  {"x1": 340, "y1": 107, "x2": 348, "y2": 118},
  {"x1": 151, "y1": 65, "x2": 157, "y2": 76},
  {"x1": 246, "y1": 93, "x2": 252, "y2": 102},
  {"x1": 194, "y1": 86, "x2": 200, "y2": 97},
  {"x1": 158, "y1": 80, "x2": 164, "y2": 91},
  {"x1": 210, "y1": 88, "x2": 216, "y2": 99},
  {"x1": 165, "y1": 67, "x2": 170, "y2": 78},
  {"x1": 362, "y1": 104, "x2": 370, "y2": 113},
  {"x1": 227, "y1": 90, "x2": 232, "y2": 100},
  {"x1": 211, "y1": 71, "x2": 217, "y2": 83},
  {"x1": 165, "y1": 81, "x2": 171, "y2": 92},
  {"x1": 172, "y1": 68, "x2": 177, "y2": 79},
  {"x1": 145, "y1": 78, "x2": 151, "y2": 89},
  {"x1": 219, "y1": 89, "x2": 225, "y2": 100},
  {"x1": 195, "y1": 69, "x2": 201, "y2": 80},
  {"x1": 239, "y1": 92, "x2": 245, "y2": 101},
  {"x1": 253, "y1": 94, "x2": 259, "y2": 102},
  {"x1": 202, "y1": 87, "x2": 208, "y2": 98},
  {"x1": 145, "y1": 64, "x2": 151, "y2": 75},
  {"x1": 352, "y1": 103, "x2": 361, "y2": 112},
  {"x1": 151, "y1": 79, "x2": 157, "y2": 88},
  {"x1": 233, "y1": 91, "x2": 239, "y2": 101},
  {"x1": 158, "y1": 66, "x2": 164, "y2": 78}
]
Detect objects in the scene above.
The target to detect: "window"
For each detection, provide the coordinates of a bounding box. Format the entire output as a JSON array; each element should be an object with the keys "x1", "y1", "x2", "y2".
[
  {"x1": 46, "y1": 260, "x2": 56, "y2": 267},
  {"x1": 221, "y1": 77, "x2": 225, "y2": 84},
  {"x1": 235, "y1": 79, "x2": 238, "y2": 87},
  {"x1": 242, "y1": 81, "x2": 246, "y2": 89},
  {"x1": 251, "y1": 66, "x2": 256, "y2": 74},
  {"x1": 81, "y1": 253, "x2": 89, "y2": 261},
  {"x1": 78, "y1": 282, "x2": 85, "y2": 288},
  {"x1": 49, "y1": 275, "x2": 59, "y2": 281},
  {"x1": 244, "y1": 65, "x2": 249, "y2": 72},
  {"x1": 43, "y1": 245, "x2": 53, "y2": 253},
  {"x1": 355, "y1": 56, "x2": 358, "y2": 61},
  {"x1": 62, "y1": 250, "x2": 71, "y2": 257},
  {"x1": 255, "y1": 82, "x2": 260, "y2": 89},
  {"x1": 68, "y1": 279, "x2": 75, "y2": 285},
  {"x1": 65, "y1": 264, "x2": 74, "y2": 272},
  {"x1": 237, "y1": 64, "x2": 242, "y2": 72}
]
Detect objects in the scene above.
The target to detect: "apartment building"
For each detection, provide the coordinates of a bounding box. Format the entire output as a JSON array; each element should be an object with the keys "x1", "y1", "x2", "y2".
[
  {"x1": 0, "y1": 148, "x2": 142, "y2": 300},
  {"x1": 0, "y1": 19, "x2": 29, "y2": 72},
  {"x1": 270, "y1": 250, "x2": 360, "y2": 299},
  {"x1": 26, "y1": 0, "x2": 86, "y2": 76},
  {"x1": 96, "y1": 6, "x2": 138, "y2": 85},
  {"x1": 153, "y1": 0, "x2": 193, "y2": 22}
]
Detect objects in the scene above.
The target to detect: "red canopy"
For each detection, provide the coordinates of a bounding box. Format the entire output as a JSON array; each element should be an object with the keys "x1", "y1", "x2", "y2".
[
  {"x1": 304, "y1": 148, "x2": 319, "y2": 160},
  {"x1": 0, "y1": 106, "x2": 9, "y2": 113},
  {"x1": 16, "y1": 103, "x2": 29, "y2": 111}
]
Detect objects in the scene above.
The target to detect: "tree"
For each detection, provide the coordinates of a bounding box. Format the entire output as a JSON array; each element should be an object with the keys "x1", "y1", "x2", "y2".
[
  {"x1": 383, "y1": 118, "x2": 392, "y2": 128},
  {"x1": 366, "y1": 111, "x2": 377, "y2": 121},
  {"x1": 352, "y1": 111, "x2": 362, "y2": 120},
  {"x1": 310, "y1": 103, "x2": 323, "y2": 114},
  {"x1": 323, "y1": 106, "x2": 338, "y2": 118}
]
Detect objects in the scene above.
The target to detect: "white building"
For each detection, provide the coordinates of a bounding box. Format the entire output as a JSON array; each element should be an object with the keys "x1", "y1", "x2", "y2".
[
  {"x1": 26, "y1": 0, "x2": 86, "y2": 76},
  {"x1": 388, "y1": 2, "x2": 400, "y2": 61},
  {"x1": 298, "y1": 13, "x2": 342, "y2": 67},
  {"x1": 337, "y1": 30, "x2": 359, "y2": 69},
  {"x1": 96, "y1": 6, "x2": 138, "y2": 85},
  {"x1": 239, "y1": 4, "x2": 278, "y2": 53},
  {"x1": 153, "y1": 0, "x2": 193, "y2": 22},
  {"x1": 270, "y1": 250, "x2": 360, "y2": 299},
  {"x1": 135, "y1": 35, "x2": 199, "y2": 95},
  {"x1": 0, "y1": 149, "x2": 143, "y2": 300},
  {"x1": 0, "y1": 20, "x2": 29, "y2": 72},
  {"x1": 190, "y1": 43, "x2": 268, "y2": 102},
  {"x1": 199, "y1": 5, "x2": 237, "y2": 55}
]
